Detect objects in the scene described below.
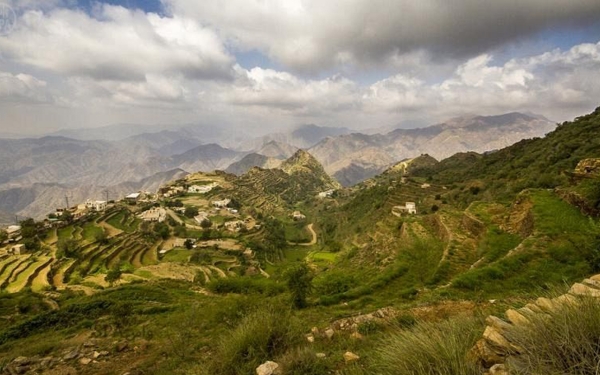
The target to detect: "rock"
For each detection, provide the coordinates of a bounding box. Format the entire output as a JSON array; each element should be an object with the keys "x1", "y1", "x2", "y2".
[
  {"x1": 524, "y1": 303, "x2": 543, "y2": 313},
  {"x1": 505, "y1": 309, "x2": 529, "y2": 325},
  {"x1": 485, "y1": 316, "x2": 512, "y2": 332},
  {"x1": 350, "y1": 332, "x2": 364, "y2": 340},
  {"x1": 11, "y1": 357, "x2": 30, "y2": 366},
  {"x1": 63, "y1": 350, "x2": 79, "y2": 361},
  {"x1": 80, "y1": 357, "x2": 92, "y2": 365},
  {"x1": 324, "y1": 328, "x2": 335, "y2": 340},
  {"x1": 40, "y1": 357, "x2": 54, "y2": 368},
  {"x1": 534, "y1": 297, "x2": 555, "y2": 311},
  {"x1": 343, "y1": 351, "x2": 360, "y2": 363},
  {"x1": 93, "y1": 350, "x2": 109, "y2": 359},
  {"x1": 483, "y1": 326, "x2": 512, "y2": 352},
  {"x1": 569, "y1": 283, "x2": 600, "y2": 297},
  {"x1": 256, "y1": 361, "x2": 281, "y2": 375},
  {"x1": 305, "y1": 334, "x2": 315, "y2": 343},
  {"x1": 116, "y1": 342, "x2": 128, "y2": 352},
  {"x1": 582, "y1": 278, "x2": 600, "y2": 289},
  {"x1": 554, "y1": 293, "x2": 579, "y2": 305},
  {"x1": 310, "y1": 327, "x2": 319, "y2": 335},
  {"x1": 10, "y1": 365, "x2": 30, "y2": 374},
  {"x1": 83, "y1": 341, "x2": 96, "y2": 348},
  {"x1": 316, "y1": 353, "x2": 326, "y2": 359},
  {"x1": 470, "y1": 339, "x2": 504, "y2": 368},
  {"x1": 489, "y1": 363, "x2": 509, "y2": 375}
]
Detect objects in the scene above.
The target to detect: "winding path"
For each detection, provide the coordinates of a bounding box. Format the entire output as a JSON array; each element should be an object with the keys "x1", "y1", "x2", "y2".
[{"x1": 287, "y1": 223, "x2": 317, "y2": 246}]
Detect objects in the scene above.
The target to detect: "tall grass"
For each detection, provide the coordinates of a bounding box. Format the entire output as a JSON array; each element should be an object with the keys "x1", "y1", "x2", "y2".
[
  {"x1": 375, "y1": 315, "x2": 483, "y2": 375},
  {"x1": 209, "y1": 304, "x2": 303, "y2": 375},
  {"x1": 505, "y1": 295, "x2": 600, "y2": 375}
]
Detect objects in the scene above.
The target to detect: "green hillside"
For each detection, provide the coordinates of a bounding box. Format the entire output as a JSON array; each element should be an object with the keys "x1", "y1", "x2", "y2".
[{"x1": 0, "y1": 108, "x2": 599, "y2": 374}]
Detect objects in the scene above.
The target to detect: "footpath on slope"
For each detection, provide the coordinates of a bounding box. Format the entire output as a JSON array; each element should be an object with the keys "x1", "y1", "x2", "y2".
[{"x1": 287, "y1": 223, "x2": 317, "y2": 246}]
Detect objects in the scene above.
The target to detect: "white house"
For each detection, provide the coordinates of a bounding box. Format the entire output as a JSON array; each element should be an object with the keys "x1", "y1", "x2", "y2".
[
  {"x1": 318, "y1": 189, "x2": 335, "y2": 198},
  {"x1": 188, "y1": 183, "x2": 217, "y2": 194},
  {"x1": 392, "y1": 202, "x2": 417, "y2": 215},
  {"x1": 224, "y1": 220, "x2": 245, "y2": 232},
  {"x1": 10, "y1": 244, "x2": 26, "y2": 255},
  {"x1": 125, "y1": 192, "x2": 141, "y2": 203},
  {"x1": 138, "y1": 207, "x2": 166, "y2": 222},
  {"x1": 292, "y1": 211, "x2": 306, "y2": 221},
  {"x1": 213, "y1": 198, "x2": 231, "y2": 208},
  {"x1": 6, "y1": 225, "x2": 21, "y2": 239},
  {"x1": 84, "y1": 200, "x2": 107, "y2": 211},
  {"x1": 405, "y1": 202, "x2": 417, "y2": 214}
]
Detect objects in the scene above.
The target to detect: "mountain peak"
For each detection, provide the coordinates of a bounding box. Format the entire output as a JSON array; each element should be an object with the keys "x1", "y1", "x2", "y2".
[{"x1": 281, "y1": 149, "x2": 341, "y2": 189}]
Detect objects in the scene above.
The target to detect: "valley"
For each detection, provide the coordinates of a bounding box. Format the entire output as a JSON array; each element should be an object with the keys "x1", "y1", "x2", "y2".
[{"x1": 0, "y1": 108, "x2": 597, "y2": 375}]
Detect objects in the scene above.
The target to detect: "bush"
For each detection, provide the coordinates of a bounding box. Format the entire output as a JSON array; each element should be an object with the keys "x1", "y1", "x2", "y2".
[
  {"x1": 277, "y1": 347, "x2": 333, "y2": 375},
  {"x1": 210, "y1": 305, "x2": 303, "y2": 375},
  {"x1": 206, "y1": 277, "x2": 285, "y2": 296},
  {"x1": 314, "y1": 272, "x2": 356, "y2": 296},
  {"x1": 375, "y1": 316, "x2": 483, "y2": 375},
  {"x1": 504, "y1": 295, "x2": 600, "y2": 374}
]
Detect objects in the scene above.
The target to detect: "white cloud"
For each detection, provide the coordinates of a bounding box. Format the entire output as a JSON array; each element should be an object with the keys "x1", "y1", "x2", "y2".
[
  {"x1": 0, "y1": 1, "x2": 599, "y2": 134},
  {"x1": 0, "y1": 4, "x2": 234, "y2": 81},
  {"x1": 224, "y1": 66, "x2": 360, "y2": 115},
  {"x1": 0, "y1": 71, "x2": 52, "y2": 103}
]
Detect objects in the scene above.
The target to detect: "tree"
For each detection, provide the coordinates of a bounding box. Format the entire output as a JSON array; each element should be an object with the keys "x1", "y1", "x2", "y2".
[
  {"x1": 184, "y1": 239, "x2": 195, "y2": 250},
  {"x1": 105, "y1": 266, "x2": 122, "y2": 287},
  {"x1": 184, "y1": 206, "x2": 198, "y2": 218},
  {"x1": 23, "y1": 238, "x2": 41, "y2": 252},
  {"x1": 0, "y1": 230, "x2": 7, "y2": 243},
  {"x1": 57, "y1": 238, "x2": 80, "y2": 259},
  {"x1": 154, "y1": 222, "x2": 171, "y2": 240},
  {"x1": 200, "y1": 219, "x2": 212, "y2": 229},
  {"x1": 59, "y1": 211, "x2": 74, "y2": 224},
  {"x1": 284, "y1": 263, "x2": 313, "y2": 309},
  {"x1": 20, "y1": 218, "x2": 38, "y2": 239},
  {"x1": 95, "y1": 230, "x2": 109, "y2": 245}
]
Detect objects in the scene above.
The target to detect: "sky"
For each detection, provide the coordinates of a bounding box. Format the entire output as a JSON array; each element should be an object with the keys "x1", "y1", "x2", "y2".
[{"x1": 0, "y1": 0, "x2": 600, "y2": 136}]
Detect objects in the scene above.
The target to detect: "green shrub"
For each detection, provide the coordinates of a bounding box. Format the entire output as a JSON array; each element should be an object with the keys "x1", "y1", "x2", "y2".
[
  {"x1": 277, "y1": 347, "x2": 333, "y2": 375},
  {"x1": 314, "y1": 271, "x2": 356, "y2": 296},
  {"x1": 375, "y1": 316, "x2": 483, "y2": 375},
  {"x1": 206, "y1": 277, "x2": 285, "y2": 296},
  {"x1": 210, "y1": 305, "x2": 303, "y2": 375}
]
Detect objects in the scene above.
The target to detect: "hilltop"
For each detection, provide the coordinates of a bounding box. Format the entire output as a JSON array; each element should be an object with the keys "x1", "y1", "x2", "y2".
[{"x1": 0, "y1": 108, "x2": 598, "y2": 375}]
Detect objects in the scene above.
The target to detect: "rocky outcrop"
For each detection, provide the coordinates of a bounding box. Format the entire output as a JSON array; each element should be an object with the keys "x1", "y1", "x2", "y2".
[
  {"x1": 574, "y1": 158, "x2": 600, "y2": 176},
  {"x1": 503, "y1": 194, "x2": 534, "y2": 238},
  {"x1": 462, "y1": 212, "x2": 486, "y2": 237},
  {"x1": 471, "y1": 274, "x2": 600, "y2": 374}
]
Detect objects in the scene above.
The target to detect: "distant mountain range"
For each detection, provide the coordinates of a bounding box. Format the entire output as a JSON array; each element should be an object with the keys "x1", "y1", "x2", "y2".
[{"x1": 0, "y1": 113, "x2": 555, "y2": 222}]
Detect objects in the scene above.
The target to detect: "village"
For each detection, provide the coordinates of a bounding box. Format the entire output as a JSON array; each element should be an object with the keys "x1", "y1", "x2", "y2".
[{"x1": 0, "y1": 171, "x2": 323, "y2": 295}]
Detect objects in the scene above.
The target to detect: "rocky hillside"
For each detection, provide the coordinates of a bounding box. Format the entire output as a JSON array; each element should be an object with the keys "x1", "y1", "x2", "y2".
[
  {"x1": 309, "y1": 112, "x2": 556, "y2": 186},
  {"x1": 233, "y1": 150, "x2": 340, "y2": 211}
]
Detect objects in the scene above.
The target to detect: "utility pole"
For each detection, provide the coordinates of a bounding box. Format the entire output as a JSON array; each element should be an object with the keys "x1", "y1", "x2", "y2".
[
  {"x1": 65, "y1": 195, "x2": 70, "y2": 210},
  {"x1": 105, "y1": 190, "x2": 109, "y2": 203}
]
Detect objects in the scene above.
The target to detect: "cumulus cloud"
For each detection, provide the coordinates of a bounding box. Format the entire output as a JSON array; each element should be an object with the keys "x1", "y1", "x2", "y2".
[
  {"x1": 165, "y1": 0, "x2": 600, "y2": 73},
  {"x1": 225, "y1": 66, "x2": 360, "y2": 115},
  {"x1": 0, "y1": 1, "x2": 599, "y2": 134},
  {"x1": 0, "y1": 71, "x2": 52, "y2": 103},
  {"x1": 0, "y1": 4, "x2": 234, "y2": 81},
  {"x1": 363, "y1": 42, "x2": 600, "y2": 121}
]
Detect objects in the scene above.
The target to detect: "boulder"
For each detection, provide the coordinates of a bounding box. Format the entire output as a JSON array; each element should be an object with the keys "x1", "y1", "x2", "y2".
[
  {"x1": 256, "y1": 361, "x2": 281, "y2": 375},
  {"x1": 343, "y1": 351, "x2": 360, "y2": 363},
  {"x1": 324, "y1": 328, "x2": 335, "y2": 340}
]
